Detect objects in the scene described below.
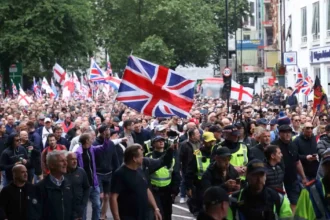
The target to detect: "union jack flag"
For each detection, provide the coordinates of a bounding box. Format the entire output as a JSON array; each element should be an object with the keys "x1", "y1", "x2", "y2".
[
  {"x1": 106, "y1": 55, "x2": 113, "y2": 76},
  {"x1": 89, "y1": 58, "x2": 106, "y2": 82},
  {"x1": 33, "y1": 77, "x2": 42, "y2": 99},
  {"x1": 300, "y1": 76, "x2": 314, "y2": 96},
  {"x1": 116, "y1": 56, "x2": 195, "y2": 117}
]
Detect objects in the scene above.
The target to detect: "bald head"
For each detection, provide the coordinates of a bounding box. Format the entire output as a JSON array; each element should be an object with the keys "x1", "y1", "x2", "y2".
[
  {"x1": 66, "y1": 152, "x2": 77, "y2": 170},
  {"x1": 186, "y1": 122, "x2": 196, "y2": 130},
  {"x1": 20, "y1": 131, "x2": 29, "y2": 142},
  {"x1": 302, "y1": 122, "x2": 313, "y2": 137},
  {"x1": 12, "y1": 164, "x2": 28, "y2": 184}
]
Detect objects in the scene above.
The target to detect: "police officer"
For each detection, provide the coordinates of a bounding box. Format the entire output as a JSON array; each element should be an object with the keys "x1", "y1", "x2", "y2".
[
  {"x1": 227, "y1": 159, "x2": 293, "y2": 220},
  {"x1": 211, "y1": 125, "x2": 252, "y2": 180},
  {"x1": 147, "y1": 136, "x2": 180, "y2": 220},
  {"x1": 295, "y1": 153, "x2": 330, "y2": 220},
  {"x1": 185, "y1": 132, "x2": 215, "y2": 214}
]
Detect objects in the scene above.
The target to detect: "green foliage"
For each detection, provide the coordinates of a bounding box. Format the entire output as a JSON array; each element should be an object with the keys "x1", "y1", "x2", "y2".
[{"x1": 0, "y1": 0, "x2": 95, "y2": 78}]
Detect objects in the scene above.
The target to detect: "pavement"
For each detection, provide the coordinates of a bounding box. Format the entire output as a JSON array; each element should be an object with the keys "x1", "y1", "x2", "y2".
[{"x1": 86, "y1": 197, "x2": 195, "y2": 220}]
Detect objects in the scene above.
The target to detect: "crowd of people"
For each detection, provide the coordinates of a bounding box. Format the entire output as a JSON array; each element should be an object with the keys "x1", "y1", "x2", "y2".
[{"x1": 0, "y1": 87, "x2": 329, "y2": 220}]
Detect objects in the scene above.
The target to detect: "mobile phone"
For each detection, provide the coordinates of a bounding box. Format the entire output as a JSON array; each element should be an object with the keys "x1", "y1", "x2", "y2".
[{"x1": 235, "y1": 178, "x2": 241, "y2": 184}]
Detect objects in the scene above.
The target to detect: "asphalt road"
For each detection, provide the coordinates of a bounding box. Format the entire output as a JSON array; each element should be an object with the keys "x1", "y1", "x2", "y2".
[{"x1": 86, "y1": 197, "x2": 195, "y2": 220}]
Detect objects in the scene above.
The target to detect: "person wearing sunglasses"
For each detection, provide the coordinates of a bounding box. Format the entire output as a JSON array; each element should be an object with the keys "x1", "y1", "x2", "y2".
[
  {"x1": 0, "y1": 133, "x2": 30, "y2": 186},
  {"x1": 293, "y1": 122, "x2": 319, "y2": 181}
]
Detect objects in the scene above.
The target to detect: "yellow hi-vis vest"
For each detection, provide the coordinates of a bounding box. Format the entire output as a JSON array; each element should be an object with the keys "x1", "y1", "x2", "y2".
[
  {"x1": 149, "y1": 155, "x2": 175, "y2": 187},
  {"x1": 194, "y1": 149, "x2": 210, "y2": 180},
  {"x1": 230, "y1": 143, "x2": 248, "y2": 180},
  {"x1": 144, "y1": 140, "x2": 152, "y2": 153}
]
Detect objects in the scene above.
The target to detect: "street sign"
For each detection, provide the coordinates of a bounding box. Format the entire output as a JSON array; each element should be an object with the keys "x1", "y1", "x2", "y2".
[{"x1": 222, "y1": 67, "x2": 232, "y2": 77}]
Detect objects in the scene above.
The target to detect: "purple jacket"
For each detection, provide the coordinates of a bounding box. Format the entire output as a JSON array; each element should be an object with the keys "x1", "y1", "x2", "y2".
[{"x1": 75, "y1": 140, "x2": 109, "y2": 187}]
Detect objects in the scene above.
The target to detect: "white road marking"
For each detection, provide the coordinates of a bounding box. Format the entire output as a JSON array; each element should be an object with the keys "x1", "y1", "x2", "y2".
[
  {"x1": 172, "y1": 204, "x2": 190, "y2": 212},
  {"x1": 172, "y1": 214, "x2": 195, "y2": 219}
]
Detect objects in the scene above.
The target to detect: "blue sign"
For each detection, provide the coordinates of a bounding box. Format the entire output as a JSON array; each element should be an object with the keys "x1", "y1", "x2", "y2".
[
  {"x1": 310, "y1": 46, "x2": 330, "y2": 64},
  {"x1": 237, "y1": 39, "x2": 263, "y2": 50}
]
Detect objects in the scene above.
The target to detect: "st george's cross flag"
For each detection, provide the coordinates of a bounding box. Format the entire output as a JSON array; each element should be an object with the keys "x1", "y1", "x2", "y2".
[
  {"x1": 230, "y1": 80, "x2": 254, "y2": 103},
  {"x1": 53, "y1": 63, "x2": 67, "y2": 86},
  {"x1": 116, "y1": 56, "x2": 195, "y2": 117},
  {"x1": 18, "y1": 88, "x2": 33, "y2": 106}
]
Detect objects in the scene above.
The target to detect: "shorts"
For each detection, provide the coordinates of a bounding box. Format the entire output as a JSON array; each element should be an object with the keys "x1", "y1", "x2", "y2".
[
  {"x1": 284, "y1": 180, "x2": 301, "y2": 205},
  {"x1": 97, "y1": 173, "x2": 112, "y2": 194}
]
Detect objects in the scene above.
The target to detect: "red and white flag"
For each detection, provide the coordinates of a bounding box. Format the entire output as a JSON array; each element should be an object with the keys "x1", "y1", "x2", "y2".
[
  {"x1": 18, "y1": 88, "x2": 33, "y2": 106},
  {"x1": 42, "y1": 77, "x2": 55, "y2": 99},
  {"x1": 230, "y1": 80, "x2": 254, "y2": 103},
  {"x1": 53, "y1": 63, "x2": 67, "y2": 85},
  {"x1": 62, "y1": 76, "x2": 75, "y2": 100}
]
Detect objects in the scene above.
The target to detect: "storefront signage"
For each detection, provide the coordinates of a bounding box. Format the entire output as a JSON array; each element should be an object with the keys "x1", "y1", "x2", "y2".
[{"x1": 310, "y1": 46, "x2": 330, "y2": 64}]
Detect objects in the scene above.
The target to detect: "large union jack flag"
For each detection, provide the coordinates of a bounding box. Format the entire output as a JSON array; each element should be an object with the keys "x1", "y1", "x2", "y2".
[
  {"x1": 300, "y1": 76, "x2": 314, "y2": 96},
  {"x1": 295, "y1": 68, "x2": 304, "y2": 89},
  {"x1": 116, "y1": 56, "x2": 195, "y2": 117}
]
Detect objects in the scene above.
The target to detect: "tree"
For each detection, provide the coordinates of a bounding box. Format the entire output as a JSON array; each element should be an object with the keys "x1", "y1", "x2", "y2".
[
  {"x1": 0, "y1": 0, "x2": 95, "y2": 85},
  {"x1": 101, "y1": 0, "x2": 219, "y2": 72}
]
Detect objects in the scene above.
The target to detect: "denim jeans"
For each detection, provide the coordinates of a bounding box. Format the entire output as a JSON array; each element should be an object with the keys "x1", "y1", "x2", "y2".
[
  {"x1": 83, "y1": 186, "x2": 101, "y2": 220},
  {"x1": 180, "y1": 175, "x2": 186, "y2": 198},
  {"x1": 2, "y1": 172, "x2": 8, "y2": 187}
]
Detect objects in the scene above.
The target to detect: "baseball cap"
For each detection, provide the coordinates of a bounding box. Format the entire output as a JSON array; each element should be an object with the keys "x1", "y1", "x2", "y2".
[
  {"x1": 152, "y1": 136, "x2": 165, "y2": 144},
  {"x1": 256, "y1": 118, "x2": 268, "y2": 125},
  {"x1": 189, "y1": 118, "x2": 199, "y2": 125},
  {"x1": 38, "y1": 115, "x2": 45, "y2": 120},
  {"x1": 246, "y1": 159, "x2": 267, "y2": 174},
  {"x1": 203, "y1": 186, "x2": 229, "y2": 208},
  {"x1": 215, "y1": 147, "x2": 231, "y2": 157},
  {"x1": 209, "y1": 125, "x2": 222, "y2": 133},
  {"x1": 262, "y1": 108, "x2": 267, "y2": 112},
  {"x1": 222, "y1": 125, "x2": 239, "y2": 136},
  {"x1": 98, "y1": 125, "x2": 109, "y2": 133},
  {"x1": 155, "y1": 125, "x2": 166, "y2": 132},
  {"x1": 269, "y1": 119, "x2": 277, "y2": 125},
  {"x1": 113, "y1": 117, "x2": 120, "y2": 123},
  {"x1": 278, "y1": 125, "x2": 293, "y2": 133},
  {"x1": 203, "y1": 132, "x2": 216, "y2": 143},
  {"x1": 44, "y1": 118, "x2": 51, "y2": 123},
  {"x1": 110, "y1": 129, "x2": 119, "y2": 136}
]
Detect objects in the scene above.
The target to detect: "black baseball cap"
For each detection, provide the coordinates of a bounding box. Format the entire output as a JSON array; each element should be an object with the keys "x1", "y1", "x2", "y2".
[
  {"x1": 246, "y1": 159, "x2": 267, "y2": 174},
  {"x1": 98, "y1": 125, "x2": 109, "y2": 134},
  {"x1": 152, "y1": 136, "x2": 165, "y2": 144},
  {"x1": 110, "y1": 129, "x2": 119, "y2": 136},
  {"x1": 215, "y1": 147, "x2": 231, "y2": 157},
  {"x1": 203, "y1": 186, "x2": 229, "y2": 208},
  {"x1": 278, "y1": 125, "x2": 293, "y2": 133},
  {"x1": 222, "y1": 125, "x2": 239, "y2": 136}
]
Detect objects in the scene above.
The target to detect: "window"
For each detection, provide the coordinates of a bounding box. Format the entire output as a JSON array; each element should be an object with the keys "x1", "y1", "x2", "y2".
[
  {"x1": 312, "y1": 2, "x2": 320, "y2": 35},
  {"x1": 243, "y1": 15, "x2": 249, "y2": 26},
  {"x1": 301, "y1": 7, "x2": 307, "y2": 37},
  {"x1": 250, "y1": 2, "x2": 255, "y2": 13},
  {"x1": 250, "y1": 15, "x2": 255, "y2": 26},
  {"x1": 243, "y1": 35, "x2": 250, "y2": 40}
]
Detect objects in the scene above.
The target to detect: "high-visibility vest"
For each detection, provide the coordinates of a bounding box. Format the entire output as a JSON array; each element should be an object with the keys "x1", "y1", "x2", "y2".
[
  {"x1": 295, "y1": 179, "x2": 330, "y2": 220},
  {"x1": 230, "y1": 143, "x2": 248, "y2": 180},
  {"x1": 194, "y1": 149, "x2": 210, "y2": 180},
  {"x1": 149, "y1": 155, "x2": 175, "y2": 187}
]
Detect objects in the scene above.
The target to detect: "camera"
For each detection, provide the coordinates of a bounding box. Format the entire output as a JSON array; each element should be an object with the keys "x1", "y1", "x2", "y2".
[{"x1": 167, "y1": 129, "x2": 180, "y2": 146}]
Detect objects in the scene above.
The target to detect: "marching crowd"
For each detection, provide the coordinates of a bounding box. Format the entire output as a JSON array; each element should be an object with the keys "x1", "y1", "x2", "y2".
[{"x1": 0, "y1": 87, "x2": 329, "y2": 220}]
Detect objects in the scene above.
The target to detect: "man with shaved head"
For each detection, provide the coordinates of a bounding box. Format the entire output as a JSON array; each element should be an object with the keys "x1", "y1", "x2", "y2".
[
  {"x1": 0, "y1": 165, "x2": 38, "y2": 219},
  {"x1": 293, "y1": 122, "x2": 319, "y2": 180}
]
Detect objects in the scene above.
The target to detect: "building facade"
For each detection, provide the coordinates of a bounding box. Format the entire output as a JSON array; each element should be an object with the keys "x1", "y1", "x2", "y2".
[{"x1": 286, "y1": 0, "x2": 330, "y2": 101}]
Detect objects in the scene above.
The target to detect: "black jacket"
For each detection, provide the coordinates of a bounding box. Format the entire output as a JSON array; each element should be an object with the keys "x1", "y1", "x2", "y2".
[
  {"x1": 201, "y1": 162, "x2": 239, "y2": 193},
  {"x1": 119, "y1": 131, "x2": 137, "y2": 148},
  {"x1": 250, "y1": 144, "x2": 267, "y2": 161},
  {"x1": 56, "y1": 137, "x2": 70, "y2": 151},
  {"x1": 185, "y1": 146, "x2": 212, "y2": 190},
  {"x1": 265, "y1": 162, "x2": 284, "y2": 190},
  {"x1": 211, "y1": 139, "x2": 253, "y2": 162},
  {"x1": 65, "y1": 167, "x2": 90, "y2": 218},
  {"x1": 317, "y1": 134, "x2": 330, "y2": 156},
  {"x1": 293, "y1": 134, "x2": 319, "y2": 178},
  {"x1": 0, "y1": 182, "x2": 39, "y2": 220},
  {"x1": 93, "y1": 137, "x2": 119, "y2": 174},
  {"x1": 36, "y1": 175, "x2": 77, "y2": 220},
  {"x1": 0, "y1": 146, "x2": 30, "y2": 182},
  {"x1": 179, "y1": 140, "x2": 200, "y2": 174},
  {"x1": 21, "y1": 140, "x2": 41, "y2": 175},
  {"x1": 196, "y1": 211, "x2": 216, "y2": 220}
]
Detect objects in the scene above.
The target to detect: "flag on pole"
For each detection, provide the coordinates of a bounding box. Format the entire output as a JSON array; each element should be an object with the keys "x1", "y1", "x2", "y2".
[
  {"x1": 11, "y1": 79, "x2": 17, "y2": 96},
  {"x1": 42, "y1": 77, "x2": 55, "y2": 99},
  {"x1": 62, "y1": 76, "x2": 75, "y2": 100},
  {"x1": 116, "y1": 56, "x2": 195, "y2": 117},
  {"x1": 89, "y1": 58, "x2": 106, "y2": 82},
  {"x1": 105, "y1": 75, "x2": 121, "y2": 90},
  {"x1": 51, "y1": 78, "x2": 59, "y2": 99},
  {"x1": 230, "y1": 80, "x2": 254, "y2": 103},
  {"x1": 300, "y1": 76, "x2": 314, "y2": 96},
  {"x1": 313, "y1": 76, "x2": 328, "y2": 113},
  {"x1": 53, "y1": 63, "x2": 67, "y2": 85},
  {"x1": 18, "y1": 88, "x2": 33, "y2": 106},
  {"x1": 33, "y1": 77, "x2": 42, "y2": 99}
]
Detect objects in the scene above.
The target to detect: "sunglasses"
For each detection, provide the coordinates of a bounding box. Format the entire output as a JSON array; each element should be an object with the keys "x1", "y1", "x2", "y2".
[
  {"x1": 15, "y1": 139, "x2": 21, "y2": 142},
  {"x1": 305, "y1": 127, "x2": 314, "y2": 130},
  {"x1": 321, "y1": 119, "x2": 327, "y2": 121},
  {"x1": 294, "y1": 119, "x2": 301, "y2": 122},
  {"x1": 245, "y1": 112, "x2": 251, "y2": 114}
]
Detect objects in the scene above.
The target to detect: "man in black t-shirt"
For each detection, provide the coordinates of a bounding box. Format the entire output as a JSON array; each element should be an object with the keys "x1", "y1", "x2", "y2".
[
  {"x1": 110, "y1": 144, "x2": 162, "y2": 220},
  {"x1": 271, "y1": 125, "x2": 307, "y2": 212}
]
